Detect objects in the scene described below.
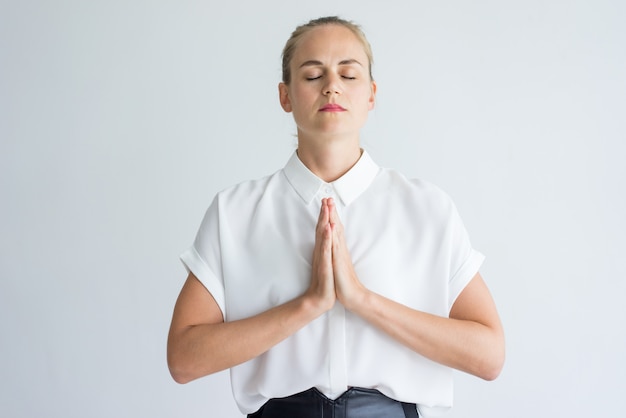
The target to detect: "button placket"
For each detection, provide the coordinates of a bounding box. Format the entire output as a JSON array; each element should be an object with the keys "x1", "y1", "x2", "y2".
[
  {"x1": 322, "y1": 184, "x2": 333, "y2": 197},
  {"x1": 328, "y1": 303, "x2": 347, "y2": 397}
]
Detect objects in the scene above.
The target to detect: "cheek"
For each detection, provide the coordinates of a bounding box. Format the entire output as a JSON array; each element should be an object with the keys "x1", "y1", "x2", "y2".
[
  {"x1": 355, "y1": 89, "x2": 374, "y2": 111},
  {"x1": 293, "y1": 89, "x2": 318, "y2": 112}
]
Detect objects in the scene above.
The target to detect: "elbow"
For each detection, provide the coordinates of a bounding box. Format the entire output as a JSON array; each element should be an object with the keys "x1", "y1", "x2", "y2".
[
  {"x1": 167, "y1": 348, "x2": 196, "y2": 384},
  {"x1": 168, "y1": 359, "x2": 191, "y2": 384},
  {"x1": 469, "y1": 355, "x2": 504, "y2": 381},
  {"x1": 167, "y1": 344, "x2": 220, "y2": 384},
  {"x1": 479, "y1": 360, "x2": 504, "y2": 381},
  {"x1": 167, "y1": 344, "x2": 225, "y2": 384},
  {"x1": 478, "y1": 325, "x2": 506, "y2": 381},
  {"x1": 478, "y1": 344, "x2": 505, "y2": 381},
  {"x1": 169, "y1": 367, "x2": 193, "y2": 385}
]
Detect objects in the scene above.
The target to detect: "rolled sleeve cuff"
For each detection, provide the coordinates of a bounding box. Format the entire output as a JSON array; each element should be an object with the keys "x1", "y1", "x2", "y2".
[
  {"x1": 447, "y1": 249, "x2": 485, "y2": 313},
  {"x1": 180, "y1": 246, "x2": 226, "y2": 317}
]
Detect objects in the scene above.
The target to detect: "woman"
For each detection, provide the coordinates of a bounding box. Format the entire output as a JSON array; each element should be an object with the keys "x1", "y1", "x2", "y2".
[{"x1": 167, "y1": 16, "x2": 504, "y2": 418}]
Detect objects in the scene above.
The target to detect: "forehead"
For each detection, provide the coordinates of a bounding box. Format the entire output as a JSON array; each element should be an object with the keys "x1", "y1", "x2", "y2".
[{"x1": 292, "y1": 24, "x2": 368, "y2": 66}]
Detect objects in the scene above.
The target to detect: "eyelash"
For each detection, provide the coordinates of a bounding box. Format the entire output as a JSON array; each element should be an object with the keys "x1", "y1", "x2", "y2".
[{"x1": 306, "y1": 75, "x2": 356, "y2": 81}]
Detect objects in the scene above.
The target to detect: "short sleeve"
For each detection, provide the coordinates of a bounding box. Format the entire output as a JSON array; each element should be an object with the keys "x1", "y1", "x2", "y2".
[
  {"x1": 445, "y1": 199, "x2": 485, "y2": 312},
  {"x1": 179, "y1": 196, "x2": 226, "y2": 316}
]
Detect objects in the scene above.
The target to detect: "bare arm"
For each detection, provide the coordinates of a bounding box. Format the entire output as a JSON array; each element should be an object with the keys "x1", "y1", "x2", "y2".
[
  {"x1": 167, "y1": 198, "x2": 337, "y2": 384},
  {"x1": 168, "y1": 198, "x2": 504, "y2": 384},
  {"x1": 343, "y1": 273, "x2": 504, "y2": 380},
  {"x1": 328, "y1": 198, "x2": 505, "y2": 380},
  {"x1": 167, "y1": 273, "x2": 324, "y2": 383}
]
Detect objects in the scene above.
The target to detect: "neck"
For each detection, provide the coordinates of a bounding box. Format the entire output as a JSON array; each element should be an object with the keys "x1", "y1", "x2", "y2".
[{"x1": 296, "y1": 133, "x2": 362, "y2": 182}]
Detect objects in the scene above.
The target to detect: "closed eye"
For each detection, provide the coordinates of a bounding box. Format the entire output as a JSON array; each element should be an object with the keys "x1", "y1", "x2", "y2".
[{"x1": 306, "y1": 75, "x2": 322, "y2": 81}]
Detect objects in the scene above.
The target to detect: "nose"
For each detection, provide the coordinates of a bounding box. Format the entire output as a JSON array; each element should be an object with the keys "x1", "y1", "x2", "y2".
[{"x1": 322, "y1": 74, "x2": 341, "y2": 96}]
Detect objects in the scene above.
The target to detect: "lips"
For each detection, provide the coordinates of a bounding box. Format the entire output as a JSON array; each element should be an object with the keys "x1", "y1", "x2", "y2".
[{"x1": 319, "y1": 103, "x2": 346, "y2": 112}]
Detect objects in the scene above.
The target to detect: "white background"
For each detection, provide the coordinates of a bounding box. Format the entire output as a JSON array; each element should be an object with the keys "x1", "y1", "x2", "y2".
[{"x1": 1, "y1": 1, "x2": 625, "y2": 417}]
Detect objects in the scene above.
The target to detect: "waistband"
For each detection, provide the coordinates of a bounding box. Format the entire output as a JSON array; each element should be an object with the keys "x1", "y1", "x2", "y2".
[{"x1": 248, "y1": 387, "x2": 419, "y2": 418}]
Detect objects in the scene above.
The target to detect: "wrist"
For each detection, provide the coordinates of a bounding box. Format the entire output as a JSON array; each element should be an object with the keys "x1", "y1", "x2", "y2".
[
  {"x1": 300, "y1": 290, "x2": 334, "y2": 318},
  {"x1": 340, "y1": 280, "x2": 369, "y2": 312}
]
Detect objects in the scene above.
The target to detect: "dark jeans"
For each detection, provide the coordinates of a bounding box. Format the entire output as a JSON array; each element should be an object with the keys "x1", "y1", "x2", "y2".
[{"x1": 248, "y1": 387, "x2": 419, "y2": 418}]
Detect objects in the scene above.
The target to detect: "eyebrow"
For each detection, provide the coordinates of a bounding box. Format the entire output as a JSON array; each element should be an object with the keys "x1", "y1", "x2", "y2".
[{"x1": 298, "y1": 59, "x2": 363, "y2": 68}]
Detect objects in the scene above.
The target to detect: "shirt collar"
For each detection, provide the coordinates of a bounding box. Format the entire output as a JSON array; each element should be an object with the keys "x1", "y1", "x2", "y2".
[{"x1": 282, "y1": 149, "x2": 380, "y2": 206}]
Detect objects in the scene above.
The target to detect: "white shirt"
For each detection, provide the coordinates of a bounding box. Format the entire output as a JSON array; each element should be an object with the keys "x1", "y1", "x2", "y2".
[{"x1": 180, "y1": 150, "x2": 484, "y2": 417}]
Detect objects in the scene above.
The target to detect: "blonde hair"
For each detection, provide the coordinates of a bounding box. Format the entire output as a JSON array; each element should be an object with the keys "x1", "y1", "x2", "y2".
[{"x1": 281, "y1": 16, "x2": 374, "y2": 84}]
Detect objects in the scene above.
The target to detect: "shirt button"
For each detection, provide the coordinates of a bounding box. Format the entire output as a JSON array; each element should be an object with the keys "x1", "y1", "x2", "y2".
[{"x1": 324, "y1": 186, "x2": 332, "y2": 194}]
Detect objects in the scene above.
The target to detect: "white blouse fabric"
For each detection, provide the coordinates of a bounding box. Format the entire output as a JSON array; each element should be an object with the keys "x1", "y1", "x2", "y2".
[{"x1": 180, "y1": 150, "x2": 484, "y2": 417}]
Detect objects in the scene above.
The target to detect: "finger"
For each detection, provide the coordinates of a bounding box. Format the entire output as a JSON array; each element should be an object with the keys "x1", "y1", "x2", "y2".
[
  {"x1": 316, "y1": 198, "x2": 330, "y2": 234},
  {"x1": 317, "y1": 198, "x2": 326, "y2": 223},
  {"x1": 322, "y1": 222, "x2": 333, "y2": 253},
  {"x1": 325, "y1": 198, "x2": 334, "y2": 223},
  {"x1": 327, "y1": 199, "x2": 344, "y2": 239}
]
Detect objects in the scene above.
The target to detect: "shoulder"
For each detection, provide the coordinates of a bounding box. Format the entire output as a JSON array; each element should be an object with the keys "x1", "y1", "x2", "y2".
[
  {"x1": 209, "y1": 169, "x2": 289, "y2": 221},
  {"x1": 216, "y1": 169, "x2": 282, "y2": 203},
  {"x1": 376, "y1": 167, "x2": 456, "y2": 210}
]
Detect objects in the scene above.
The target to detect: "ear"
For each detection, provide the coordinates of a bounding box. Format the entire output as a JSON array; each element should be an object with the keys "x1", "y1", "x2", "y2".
[
  {"x1": 368, "y1": 81, "x2": 377, "y2": 111},
  {"x1": 278, "y1": 82, "x2": 292, "y2": 113}
]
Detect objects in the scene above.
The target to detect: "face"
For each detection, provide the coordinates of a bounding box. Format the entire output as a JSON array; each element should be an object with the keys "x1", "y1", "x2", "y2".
[{"x1": 279, "y1": 25, "x2": 377, "y2": 142}]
